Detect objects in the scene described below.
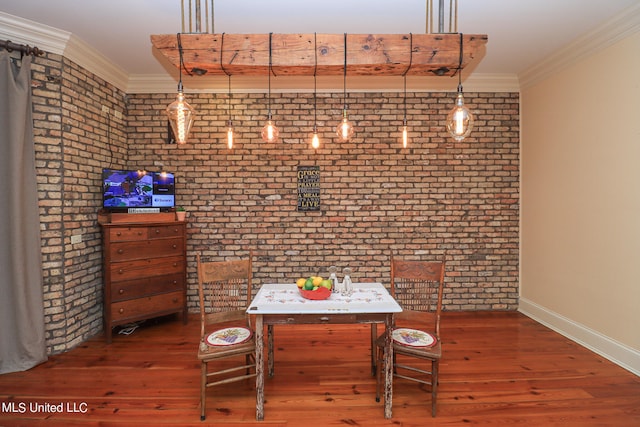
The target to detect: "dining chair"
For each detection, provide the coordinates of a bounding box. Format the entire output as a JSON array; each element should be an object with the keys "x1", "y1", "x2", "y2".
[
  {"x1": 375, "y1": 255, "x2": 446, "y2": 417},
  {"x1": 196, "y1": 252, "x2": 257, "y2": 421}
]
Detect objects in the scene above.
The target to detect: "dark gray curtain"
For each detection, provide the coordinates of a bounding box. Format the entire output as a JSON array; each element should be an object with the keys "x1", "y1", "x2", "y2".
[{"x1": 0, "y1": 51, "x2": 47, "y2": 374}]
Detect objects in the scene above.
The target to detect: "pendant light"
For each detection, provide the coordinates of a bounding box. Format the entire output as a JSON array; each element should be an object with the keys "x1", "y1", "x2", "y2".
[
  {"x1": 446, "y1": 33, "x2": 474, "y2": 141},
  {"x1": 335, "y1": 33, "x2": 354, "y2": 142},
  {"x1": 166, "y1": 33, "x2": 195, "y2": 144},
  {"x1": 261, "y1": 32, "x2": 279, "y2": 143},
  {"x1": 310, "y1": 33, "x2": 321, "y2": 150},
  {"x1": 221, "y1": 33, "x2": 234, "y2": 149},
  {"x1": 401, "y1": 74, "x2": 409, "y2": 149},
  {"x1": 226, "y1": 75, "x2": 234, "y2": 149},
  {"x1": 401, "y1": 33, "x2": 413, "y2": 149}
]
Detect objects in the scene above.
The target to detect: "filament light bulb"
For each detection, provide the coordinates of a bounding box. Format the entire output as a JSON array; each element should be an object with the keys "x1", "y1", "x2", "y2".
[
  {"x1": 311, "y1": 129, "x2": 320, "y2": 149},
  {"x1": 226, "y1": 121, "x2": 234, "y2": 149},
  {"x1": 335, "y1": 112, "x2": 355, "y2": 142},
  {"x1": 261, "y1": 119, "x2": 279, "y2": 143},
  {"x1": 166, "y1": 91, "x2": 195, "y2": 144},
  {"x1": 402, "y1": 125, "x2": 408, "y2": 148},
  {"x1": 446, "y1": 92, "x2": 474, "y2": 142}
]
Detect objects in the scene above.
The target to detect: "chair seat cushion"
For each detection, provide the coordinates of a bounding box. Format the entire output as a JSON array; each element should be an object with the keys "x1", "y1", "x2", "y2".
[
  {"x1": 205, "y1": 326, "x2": 252, "y2": 347},
  {"x1": 392, "y1": 328, "x2": 437, "y2": 348}
]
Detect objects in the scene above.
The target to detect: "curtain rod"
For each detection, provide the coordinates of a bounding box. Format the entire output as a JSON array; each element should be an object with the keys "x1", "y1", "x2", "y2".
[{"x1": 1, "y1": 40, "x2": 44, "y2": 57}]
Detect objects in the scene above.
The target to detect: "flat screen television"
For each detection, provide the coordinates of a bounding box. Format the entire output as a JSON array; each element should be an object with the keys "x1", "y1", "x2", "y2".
[{"x1": 102, "y1": 169, "x2": 175, "y2": 211}]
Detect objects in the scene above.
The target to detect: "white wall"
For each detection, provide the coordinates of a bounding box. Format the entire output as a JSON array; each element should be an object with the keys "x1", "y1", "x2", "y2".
[{"x1": 520, "y1": 29, "x2": 640, "y2": 375}]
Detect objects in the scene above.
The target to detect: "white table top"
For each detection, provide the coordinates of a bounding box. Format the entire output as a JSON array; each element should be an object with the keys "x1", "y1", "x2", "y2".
[{"x1": 247, "y1": 282, "x2": 402, "y2": 315}]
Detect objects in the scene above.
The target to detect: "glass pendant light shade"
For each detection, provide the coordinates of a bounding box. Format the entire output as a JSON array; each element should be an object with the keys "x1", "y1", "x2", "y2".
[
  {"x1": 310, "y1": 126, "x2": 320, "y2": 150},
  {"x1": 261, "y1": 118, "x2": 279, "y2": 143},
  {"x1": 446, "y1": 91, "x2": 474, "y2": 142},
  {"x1": 166, "y1": 90, "x2": 195, "y2": 144},
  {"x1": 401, "y1": 124, "x2": 408, "y2": 148},
  {"x1": 336, "y1": 111, "x2": 355, "y2": 142},
  {"x1": 226, "y1": 120, "x2": 234, "y2": 149}
]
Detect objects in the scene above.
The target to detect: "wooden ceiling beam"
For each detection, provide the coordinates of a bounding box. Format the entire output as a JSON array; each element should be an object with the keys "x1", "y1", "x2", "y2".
[{"x1": 151, "y1": 33, "x2": 487, "y2": 78}]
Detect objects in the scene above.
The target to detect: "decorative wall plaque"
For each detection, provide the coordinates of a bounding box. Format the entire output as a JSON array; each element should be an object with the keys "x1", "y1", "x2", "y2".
[{"x1": 297, "y1": 166, "x2": 320, "y2": 211}]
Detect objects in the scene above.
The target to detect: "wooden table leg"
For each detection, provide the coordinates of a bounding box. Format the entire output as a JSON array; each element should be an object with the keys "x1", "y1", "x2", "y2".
[
  {"x1": 383, "y1": 314, "x2": 393, "y2": 419},
  {"x1": 370, "y1": 323, "x2": 377, "y2": 376},
  {"x1": 255, "y1": 315, "x2": 264, "y2": 421},
  {"x1": 268, "y1": 324, "x2": 275, "y2": 377}
]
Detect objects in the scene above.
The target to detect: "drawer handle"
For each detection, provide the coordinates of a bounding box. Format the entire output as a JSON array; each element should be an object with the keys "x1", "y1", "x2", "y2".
[
  {"x1": 319, "y1": 316, "x2": 330, "y2": 322},
  {"x1": 286, "y1": 317, "x2": 296, "y2": 323},
  {"x1": 137, "y1": 231, "x2": 143, "y2": 235},
  {"x1": 155, "y1": 229, "x2": 161, "y2": 234},
  {"x1": 116, "y1": 232, "x2": 122, "y2": 236},
  {"x1": 118, "y1": 289, "x2": 124, "y2": 294},
  {"x1": 119, "y1": 308, "x2": 124, "y2": 314},
  {"x1": 173, "y1": 263, "x2": 178, "y2": 267},
  {"x1": 173, "y1": 298, "x2": 179, "y2": 303},
  {"x1": 118, "y1": 269, "x2": 124, "y2": 274},
  {"x1": 117, "y1": 249, "x2": 124, "y2": 254},
  {"x1": 172, "y1": 244, "x2": 177, "y2": 249}
]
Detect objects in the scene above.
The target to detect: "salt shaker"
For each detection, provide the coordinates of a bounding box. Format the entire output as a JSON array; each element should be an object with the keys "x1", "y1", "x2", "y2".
[
  {"x1": 342, "y1": 267, "x2": 353, "y2": 296},
  {"x1": 328, "y1": 265, "x2": 339, "y2": 293}
]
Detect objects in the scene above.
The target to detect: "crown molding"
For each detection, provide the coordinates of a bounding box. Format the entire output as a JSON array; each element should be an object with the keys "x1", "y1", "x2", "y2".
[
  {"x1": 62, "y1": 34, "x2": 129, "y2": 92},
  {"x1": 519, "y1": 2, "x2": 640, "y2": 89},
  {"x1": 0, "y1": 11, "x2": 129, "y2": 92},
  {"x1": 0, "y1": 11, "x2": 69, "y2": 54}
]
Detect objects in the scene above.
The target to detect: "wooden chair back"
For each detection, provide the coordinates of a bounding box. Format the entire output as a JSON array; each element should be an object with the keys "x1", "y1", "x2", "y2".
[
  {"x1": 390, "y1": 256, "x2": 446, "y2": 339},
  {"x1": 196, "y1": 252, "x2": 253, "y2": 341}
]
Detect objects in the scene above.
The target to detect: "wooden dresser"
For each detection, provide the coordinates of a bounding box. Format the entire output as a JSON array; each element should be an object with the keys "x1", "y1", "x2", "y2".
[{"x1": 100, "y1": 214, "x2": 187, "y2": 343}]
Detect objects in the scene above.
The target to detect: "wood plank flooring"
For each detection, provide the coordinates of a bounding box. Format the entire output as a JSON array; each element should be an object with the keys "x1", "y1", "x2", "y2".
[{"x1": 1, "y1": 311, "x2": 638, "y2": 426}]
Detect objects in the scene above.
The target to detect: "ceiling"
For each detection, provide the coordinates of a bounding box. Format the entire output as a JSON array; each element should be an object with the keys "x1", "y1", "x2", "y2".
[{"x1": 0, "y1": 0, "x2": 639, "y2": 92}]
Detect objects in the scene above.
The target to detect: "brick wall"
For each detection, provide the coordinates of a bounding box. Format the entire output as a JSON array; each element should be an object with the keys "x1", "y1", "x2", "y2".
[
  {"x1": 31, "y1": 53, "x2": 127, "y2": 354},
  {"x1": 28, "y1": 52, "x2": 518, "y2": 353},
  {"x1": 127, "y1": 90, "x2": 520, "y2": 312}
]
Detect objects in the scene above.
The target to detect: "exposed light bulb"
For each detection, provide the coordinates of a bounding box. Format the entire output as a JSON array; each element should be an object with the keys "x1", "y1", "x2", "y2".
[
  {"x1": 226, "y1": 120, "x2": 234, "y2": 149},
  {"x1": 166, "y1": 91, "x2": 195, "y2": 144},
  {"x1": 261, "y1": 119, "x2": 279, "y2": 143},
  {"x1": 311, "y1": 128, "x2": 320, "y2": 149},
  {"x1": 446, "y1": 92, "x2": 474, "y2": 142},
  {"x1": 402, "y1": 125, "x2": 408, "y2": 148},
  {"x1": 336, "y1": 111, "x2": 355, "y2": 142}
]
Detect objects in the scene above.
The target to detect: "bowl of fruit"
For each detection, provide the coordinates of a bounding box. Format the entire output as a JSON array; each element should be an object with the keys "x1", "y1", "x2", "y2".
[{"x1": 296, "y1": 276, "x2": 332, "y2": 300}]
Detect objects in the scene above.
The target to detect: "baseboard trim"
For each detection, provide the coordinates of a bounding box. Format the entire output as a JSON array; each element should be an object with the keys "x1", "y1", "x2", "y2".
[{"x1": 519, "y1": 298, "x2": 640, "y2": 377}]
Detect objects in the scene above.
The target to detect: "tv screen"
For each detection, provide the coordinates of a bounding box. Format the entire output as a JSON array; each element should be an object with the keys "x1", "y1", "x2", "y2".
[{"x1": 102, "y1": 169, "x2": 175, "y2": 211}]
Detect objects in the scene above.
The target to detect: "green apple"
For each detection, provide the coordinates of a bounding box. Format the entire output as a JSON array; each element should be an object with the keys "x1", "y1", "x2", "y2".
[{"x1": 319, "y1": 279, "x2": 332, "y2": 290}]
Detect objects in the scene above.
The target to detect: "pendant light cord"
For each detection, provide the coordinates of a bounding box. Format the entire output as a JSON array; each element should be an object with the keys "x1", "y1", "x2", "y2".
[
  {"x1": 402, "y1": 33, "x2": 413, "y2": 126},
  {"x1": 313, "y1": 33, "x2": 318, "y2": 128},
  {"x1": 177, "y1": 33, "x2": 184, "y2": 91},
  {"x1": 267, "y1": 32, "x2": 273, "y2": 119},
  {"x1": 220, "y1": 32, "x2": 232, "y2": 123},
  {"x1": 342, "y1": 32, "x2": 347, "y2": 112},
  {"x1": 456, "y1": 32, "x2": 463, "y2": 92},
  {"x1": 176, "y1": 32, "x2": 194, "y2": 90}
]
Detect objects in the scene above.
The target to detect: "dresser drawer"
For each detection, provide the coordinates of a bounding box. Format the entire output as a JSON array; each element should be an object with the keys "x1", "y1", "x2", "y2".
[
  {"x1": 110, "y1": 273, "x2": 184, "y2": 302},
  {"x1": 111, "y1": 291, "x2": 184, "y2": 323},
  {"x1": 110, "y1": 256, "x2": 184, "y2": 282},
  {"x1": 109, "y1": 237, "x2": 184, "y2": 262},
  {"x1": 109, "y1": 227, "x2": 149, "y2": 242},
  {"x1": 148, "y1": 224, "x2": 185, "y2": 239},
  {"x1": 108, "y1": 224, "x2": 185, "y2": 242}
]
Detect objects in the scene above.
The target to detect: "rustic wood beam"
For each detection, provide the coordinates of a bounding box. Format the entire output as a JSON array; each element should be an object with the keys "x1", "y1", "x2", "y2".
[{"x1": 151, "y1": 33, "x2": 487, "y2": 78}]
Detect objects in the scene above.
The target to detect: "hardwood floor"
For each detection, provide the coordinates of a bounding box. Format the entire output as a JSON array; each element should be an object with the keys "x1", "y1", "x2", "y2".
[{"x1": 1, "y1": 311, "x2": 638, "y2": 426}]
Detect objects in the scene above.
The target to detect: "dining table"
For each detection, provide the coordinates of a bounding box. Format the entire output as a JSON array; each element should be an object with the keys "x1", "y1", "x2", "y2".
[{"x1": 247, "y1": 282, "x2": 403, "y2": 420}]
